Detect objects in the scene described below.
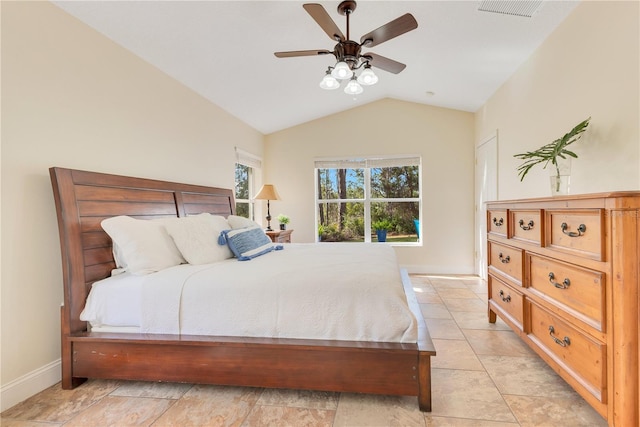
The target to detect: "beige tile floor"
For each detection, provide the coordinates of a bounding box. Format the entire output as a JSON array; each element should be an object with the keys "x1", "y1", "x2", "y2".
[{"x1": 1, "y1": 275, "x2": 608, "y2": 427}]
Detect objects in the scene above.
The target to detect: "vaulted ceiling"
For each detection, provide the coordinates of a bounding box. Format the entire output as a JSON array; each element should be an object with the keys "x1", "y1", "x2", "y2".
[{"x1": 53, "y1": 1, "x2": 579, "y2": 134}]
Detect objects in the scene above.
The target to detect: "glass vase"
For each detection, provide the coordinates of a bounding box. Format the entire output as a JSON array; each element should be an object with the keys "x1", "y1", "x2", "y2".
[
  {"x1": 550, "y1": 175, "x2": 570, "y2": 196},
  {"x1": 549, "y1": 157, "x2": 571, "y2": 196}
]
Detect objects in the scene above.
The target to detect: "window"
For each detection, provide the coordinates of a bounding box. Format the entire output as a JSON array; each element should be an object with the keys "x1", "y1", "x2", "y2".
[
  {"x1": 235, "y1": 149, "x2": 262, "y2": 219},
  {"x1": 315, "y1": 156, "x2": 421, "y2": 244}
]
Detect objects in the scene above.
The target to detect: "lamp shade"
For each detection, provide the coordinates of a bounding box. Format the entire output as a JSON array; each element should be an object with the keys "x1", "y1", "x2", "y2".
[
  {"x1": 344, "y1": 78, "x2": 363, "y2": 95},
  {"x1": 331, "y1": 61, "x2": 353, "y2": 80},
  {"x1": 319, "y1": 73, "x2": 340, "y2": 90},
  {"x1": 357, "y1": 66, "x2": 378, "y2": 86},
  {"x1": 254, "y1": 184, "x2": 281, "y2": 201}
]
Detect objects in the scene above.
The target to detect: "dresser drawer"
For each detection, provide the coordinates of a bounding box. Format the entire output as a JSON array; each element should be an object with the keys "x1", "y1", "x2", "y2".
[
  {"x1": 528, "y1": 301, "x2": 606, "y2": 402},
  {"x1": 489, "y1": 275, "x2": 524, "y2": 329},
  {"x1": 488, "y1": 209, "x2": 507, "y2": 237},
  {"x1": 527, "y1": 254, "x2": 605, "y2": 332},
  {"x1": 488, "y1": 241, "x2": 523, "y2": 284},
  {"x1": 510, "y1": 210, "x2": 542, "y2": 245},
  {"x1": 545, "y1": 209, "x2": 604, "y2": 261}
]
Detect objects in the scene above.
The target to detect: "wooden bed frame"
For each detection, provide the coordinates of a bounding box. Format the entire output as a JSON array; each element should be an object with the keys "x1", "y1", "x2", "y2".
[{"x1": 50, "y1": 167, "x2": 436, "y2": 411}]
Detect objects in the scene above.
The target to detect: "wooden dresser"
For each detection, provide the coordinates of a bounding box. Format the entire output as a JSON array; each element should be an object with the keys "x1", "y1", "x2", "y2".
[{"x1": 486, "y1": 192, "x2": 639, "y2": 426}]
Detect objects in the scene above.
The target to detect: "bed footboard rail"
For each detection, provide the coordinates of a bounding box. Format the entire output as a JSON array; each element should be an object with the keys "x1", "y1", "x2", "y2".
[{"x1": 64, "y1": 333, "x2": 425, "y2": 399}]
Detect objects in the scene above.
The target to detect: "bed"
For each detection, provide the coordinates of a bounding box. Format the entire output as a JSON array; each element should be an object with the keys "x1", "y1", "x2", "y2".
[{"x1": 49, "y1": 166, "x2": 436, "y2": 411}]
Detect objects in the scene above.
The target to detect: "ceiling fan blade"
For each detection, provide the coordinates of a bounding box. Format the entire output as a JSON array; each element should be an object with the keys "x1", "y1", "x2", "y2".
[
  {"x1": 274, "y1": 49, "x2": 332, "y2": 58},
  {"x1": 303, "y1": 3, "x2": 346, "y2": 41},
  {"x1": 362, "y1": 52, "x2": 406, "y2": 74},
  {"x1": 360, "y1": 13, "x2": 418, "y2": 47}
]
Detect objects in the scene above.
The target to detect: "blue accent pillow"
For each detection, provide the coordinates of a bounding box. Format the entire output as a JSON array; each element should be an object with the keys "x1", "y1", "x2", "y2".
[{"x1": 218, "y1": 227, "x2": 283, "y2": 261}]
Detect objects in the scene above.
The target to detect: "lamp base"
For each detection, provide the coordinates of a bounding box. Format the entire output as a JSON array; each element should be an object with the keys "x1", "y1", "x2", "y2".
[{"x1": 265, "y1": 212, "x2": 272, "y2": 232}]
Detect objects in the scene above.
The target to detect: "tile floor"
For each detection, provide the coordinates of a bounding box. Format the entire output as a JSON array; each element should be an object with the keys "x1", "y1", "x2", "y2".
[{"x1": 1, "y1": 275, "x2": 608, "y2": 426}]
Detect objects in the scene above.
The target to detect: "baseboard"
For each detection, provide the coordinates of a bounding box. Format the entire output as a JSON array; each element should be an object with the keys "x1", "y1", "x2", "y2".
[
  {"x1": 0, "y1": 359, "x2": 61, "y2": 412},
  {"x1": 401, "y1": 264, "x2": 477, "y2": 276}
]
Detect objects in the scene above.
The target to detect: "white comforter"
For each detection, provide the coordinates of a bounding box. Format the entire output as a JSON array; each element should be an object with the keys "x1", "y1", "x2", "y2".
[{"x1": 82, "y1": 243, "x2": 417, "y2": 343}]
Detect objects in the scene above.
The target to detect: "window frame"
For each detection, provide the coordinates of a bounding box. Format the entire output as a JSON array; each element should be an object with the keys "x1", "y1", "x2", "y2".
[
  {"x1": 314, "y1": 155, "x2": 422, "y2": 245},
  {"x1": 235, "y1": 148, "x2": 262, "y2": 220}
]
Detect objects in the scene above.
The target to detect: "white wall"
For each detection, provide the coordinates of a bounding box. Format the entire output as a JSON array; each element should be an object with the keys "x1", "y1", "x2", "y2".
[
  {"x1": 476, "y1": 1, "x2": 640, "y2": 199},
  {"x1": 264, "y1": 98, "x2": 476, "y2": 273},
  {"x1": 1, "y1": 1, "x2": 263, "y2": 410}
]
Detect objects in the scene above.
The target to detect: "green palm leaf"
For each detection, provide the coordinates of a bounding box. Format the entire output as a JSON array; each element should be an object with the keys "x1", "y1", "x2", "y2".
[{"x1": 514, "y1": 117, "x2": 590, "y2": 181}]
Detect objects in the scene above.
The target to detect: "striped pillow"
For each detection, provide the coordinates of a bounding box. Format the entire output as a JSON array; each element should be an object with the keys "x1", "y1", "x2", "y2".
[{"x1": 218, "y1": 227, "x2": 283, "y2": 261}]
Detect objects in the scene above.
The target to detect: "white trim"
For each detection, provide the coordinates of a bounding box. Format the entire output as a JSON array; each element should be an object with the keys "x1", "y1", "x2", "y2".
[
  {"x1": 0, "y1": 359, "x2": 61, "y2": 411},
  {"x1": 235, "y1": 147, "x2": 262, "y2": 169},
  {"x1": 475, "y1": 129, "x2": 499, "y2": 279},
  {"x1": 314, "y1": 154, "x2": 421, "y2": 169},
  {"x1": 477, "y1": 129, "x2": 499, "y2": 148}
]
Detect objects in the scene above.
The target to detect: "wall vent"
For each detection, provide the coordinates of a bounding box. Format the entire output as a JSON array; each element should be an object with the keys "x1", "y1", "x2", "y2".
[{"x1": 478, "y1": 0, "x2": 544, "y2": 18}]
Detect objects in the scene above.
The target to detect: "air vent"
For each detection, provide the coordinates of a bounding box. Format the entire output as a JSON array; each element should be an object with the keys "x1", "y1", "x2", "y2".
[{"x1": 478, "y1": 0, "x2": 544, "y2": 18}]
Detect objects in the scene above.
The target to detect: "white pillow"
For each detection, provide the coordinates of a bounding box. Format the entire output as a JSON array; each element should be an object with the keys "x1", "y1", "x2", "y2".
[
  {"x1": 101, "y1": 216, "x2": 185, "y2": 275},
  {"x1": 227, "y1": 214, "x2": 262, "y2": 230},
  {"x1": 112, "y1": 243, "x2": 128, "y2": 270},
  {"x1": 163, "y1": 213, "x2": 233, "y2": 264}
]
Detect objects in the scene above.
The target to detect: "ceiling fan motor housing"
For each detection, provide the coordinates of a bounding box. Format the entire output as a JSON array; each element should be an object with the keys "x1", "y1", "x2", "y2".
[{"x1": 334, "y1": 40, "x2": 361, "y2": 67}]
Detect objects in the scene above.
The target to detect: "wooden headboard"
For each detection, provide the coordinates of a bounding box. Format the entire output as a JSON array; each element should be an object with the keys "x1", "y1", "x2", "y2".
[{"x1": 49, "y1": 167, "x2": 235, "y2": 334}]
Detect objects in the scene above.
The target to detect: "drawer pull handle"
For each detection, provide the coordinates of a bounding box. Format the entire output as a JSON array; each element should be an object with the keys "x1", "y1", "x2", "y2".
[
  {"x1": 548, "y1": 325, "x2": 571, "y2": 347},
  {"x1": 548, "y1": 272, "x2": 570, "y2": 289},
  {"x1": 493, "y1": 217, "x2": 504, "y2": 227},
  {"x1": 561, "y1": 222, "x2": 586, "y2": 237},
  {"x1": 499, "y1": 290, "x2": 511, "y2": 303},
  {"x1": 518, "y1": 219, "x2": 534, "y2": 230},
  {"x1": 498, "y1": 253, "x2": 510, "y2": 263}
]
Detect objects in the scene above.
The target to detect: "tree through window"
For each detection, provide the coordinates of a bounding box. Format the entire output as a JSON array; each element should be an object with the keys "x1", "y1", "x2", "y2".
[
  {"x1": 235, "y1": 149, "x2": 262, "y2": 219},
  {"x1": 315, "y1": 156, "x2": 421, "y2": 243}
]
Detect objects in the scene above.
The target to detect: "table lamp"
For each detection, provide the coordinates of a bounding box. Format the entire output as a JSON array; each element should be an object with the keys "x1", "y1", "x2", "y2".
[{"x1": 254, "y1": 184, "x2": 281, "y2": 231}]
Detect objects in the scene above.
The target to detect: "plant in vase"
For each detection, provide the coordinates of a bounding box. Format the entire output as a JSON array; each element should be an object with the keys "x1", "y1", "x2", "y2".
[
  {"x1": 514, "y1": 117, "x2": 591, "y2": 195},
  {"x1": 372, "y1": 219, "x2": 393, "y2": 242},
  {"x1": 276, "y1": 214, "x2": 290, "y2": 230}
]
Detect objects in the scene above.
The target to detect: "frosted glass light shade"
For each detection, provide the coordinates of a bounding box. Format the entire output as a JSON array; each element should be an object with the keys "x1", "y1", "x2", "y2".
[
  {"x1": 331, "y1": 61, "x2": 353, "y2": 80},
  {"x1": 344, "y1": 78, "x2": 363, "y2": 95},
  {"x1": 357, "y1": 67, "x2": 378, "y2": 85},
  {"x1": 319, "y1": 73, "x2": 340, "y2": 90}
]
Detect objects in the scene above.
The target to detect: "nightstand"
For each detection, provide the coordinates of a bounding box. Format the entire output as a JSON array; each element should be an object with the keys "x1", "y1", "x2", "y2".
[{"x1": 265, "y1": 229, "x2": 293, "y2": 243}]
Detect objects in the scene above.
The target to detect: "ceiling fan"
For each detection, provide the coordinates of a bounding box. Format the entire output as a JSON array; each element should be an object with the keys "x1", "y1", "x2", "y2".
[{"x1": 274, "y1": 1, "x2": 418, "y2": 95}]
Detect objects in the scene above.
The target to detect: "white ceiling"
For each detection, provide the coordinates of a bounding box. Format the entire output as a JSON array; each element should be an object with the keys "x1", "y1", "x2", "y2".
[{"x1": 52, "y1": 1, "x2": 579, "y2": 134}]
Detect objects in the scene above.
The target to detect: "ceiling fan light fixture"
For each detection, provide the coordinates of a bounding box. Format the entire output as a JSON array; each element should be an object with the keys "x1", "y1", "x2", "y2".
[
  {"x1": 275, "y1": 1, "x2": 417, "y2": 97},
  {"x1": 331, "y1": 61, "x2": 353, "y2": 79},
  {"x1": 319, "y1": 72, "x2": 340, "y2": 90},
  {"x1": 357, "y1": 66, "x2": 378, "y2": 86},
  {"x1": 344, "y1": 77, "x2": 363, "y2": 95}
]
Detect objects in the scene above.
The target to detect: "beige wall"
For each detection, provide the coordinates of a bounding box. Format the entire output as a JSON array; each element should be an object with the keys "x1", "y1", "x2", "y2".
[
  {"x1": 3, "y1": 0, "x2": 638, "y2": 412},
  {"x1": 264, "y1": 98, "x2": 476, "y2": 273},
  {"x1": 1, "y1": 1, "x2": 263, "y2": 407},
  {"x1": 476, "y1": 1, "x2": 640, "y2": 199}
]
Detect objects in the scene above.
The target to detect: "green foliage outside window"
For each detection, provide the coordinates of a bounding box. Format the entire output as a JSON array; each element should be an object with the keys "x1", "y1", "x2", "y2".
[
  {"x1": 235, "y1": 163, "x2": 251, "y2": 218},
  {"x1": 317, "y1": 164, "x2": 420, "y2": 243}
]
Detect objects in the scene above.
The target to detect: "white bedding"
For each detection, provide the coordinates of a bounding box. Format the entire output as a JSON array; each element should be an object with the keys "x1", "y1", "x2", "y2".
[
  {"x1": 81, "y1": 243, "x2": 417, "y2": 343},
  {"x1": 81, "y1": 272, "x2": 143, "y2": 328}
]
